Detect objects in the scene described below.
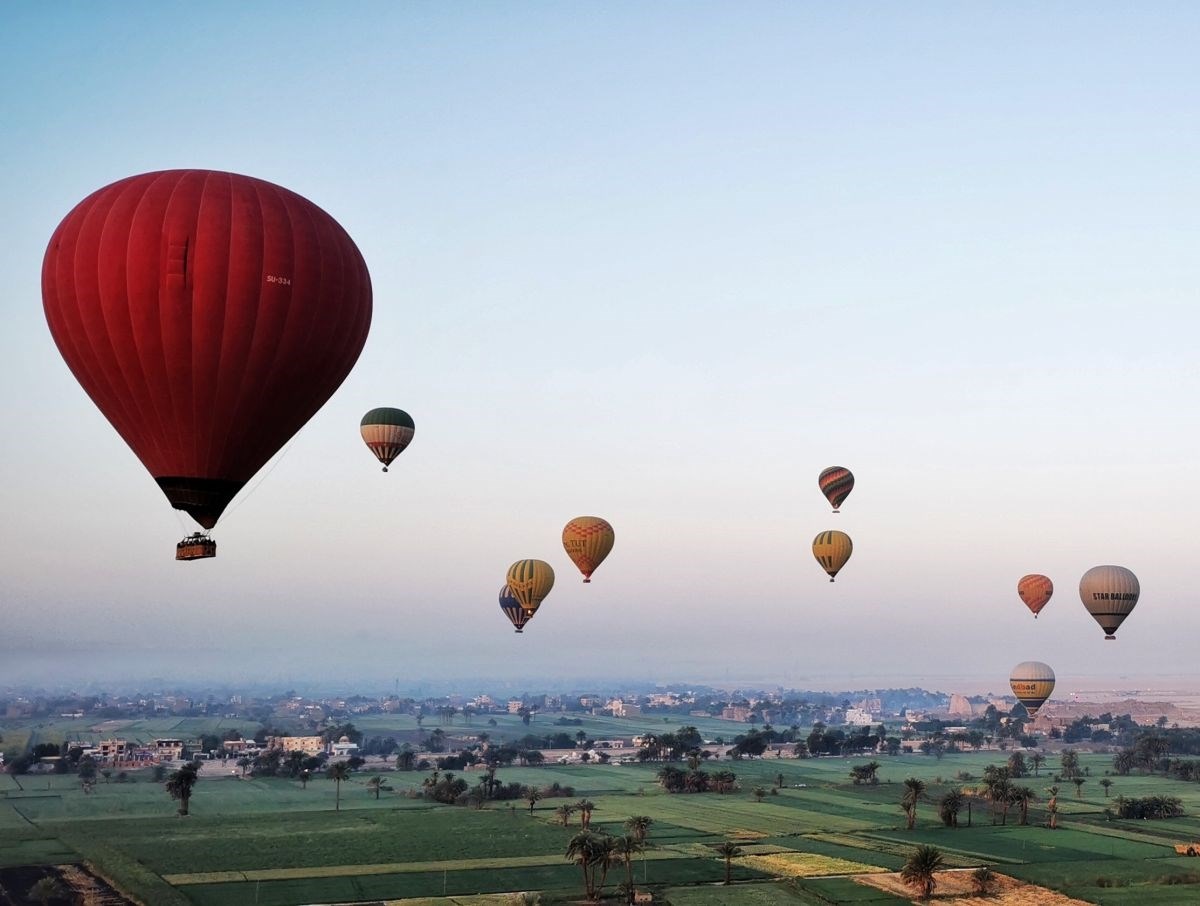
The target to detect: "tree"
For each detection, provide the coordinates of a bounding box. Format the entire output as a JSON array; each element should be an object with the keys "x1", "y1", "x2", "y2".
[
  {"x1": 900, "y1": 844, "x2": 944, "y2": 900},
  {"x1": 752, "y1": 786, "x2": 767, "y2": 803},
  {"x1": 165, "y1": 762, "x2": 199, "y2": 816},
  {"x1": 365, "y1": 775, "x2": 390, "y2": 800},
  {"x1": 971, "y1": 866, "x2": 995, "y2": 896},
  {"x1": 1072, "y1": 777, "x2": 1086, "y2": 800},
  {"x1": 938, "y1": 789, "x2": 963, "y2": 828},
  {"x1": 576, "y1": 799, "x2": 596, "y2": 829},
  {"x1": 1030, "y1": 752, "x2": 1045, "y2": 776},
  {"x1": 850, "y1": 761, "x2": 881, "y2": 785},
  {"x1": 714, "y1": 840, "x2": 743, "y2": 885},
  {"x1": 625, "y1": 815, "x2": 653, "y2": 844},
  {"x1": 565, "y1": 830, "x2": 605, "y2": 900},
  {"x1": 525, "y1": 788, "x2": 541, "y2": 815},
  {"x1": 611, "y1": 834, "x2": 642, "y2": 903},
  {"x1": 236, "y1": 757, "x2": 251, "y2": 777},
  {"x1": 327, "y1": 761, "x2": 350, "y2": 811},
  {"x1": 555, "y1": 804, "x2": 575, "y2": 826},
  {"x1": 901, "y1": 777, "x2": 926, "y2": 830},
  {"x1": 1060, "y1": 749, "x2": 1080, "y2": 780},
  {"x1": 1045, "y1": 785, "x2": 1060, "y2": 830},
  {"x1": 1010, "y1": 785, "x2": 1036, "y2": 825},
  {"x1": 1100, "y1": 778, "x2": 1114, "y2": 798},
  {"x1": 77, "y1": 756, "x2": 97, "y2": 786}
]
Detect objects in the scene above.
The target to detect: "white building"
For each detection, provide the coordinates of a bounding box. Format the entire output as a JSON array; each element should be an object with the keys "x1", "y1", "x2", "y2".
[{"x1": 844, "y1": 708, "x2": 875, "y2": 726}]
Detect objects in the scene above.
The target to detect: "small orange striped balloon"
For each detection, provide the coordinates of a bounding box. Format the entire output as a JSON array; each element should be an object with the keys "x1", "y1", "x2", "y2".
[
  {"x1": 1017, "y1": 574, "x2": 1054, "y2": 618},
  {"x1": 562, "y1": 516, "x2": 615, "y2": 583}
]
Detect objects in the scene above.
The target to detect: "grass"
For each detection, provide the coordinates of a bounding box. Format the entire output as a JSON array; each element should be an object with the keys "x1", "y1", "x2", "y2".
[{"x1": 2, "y1": 747, "x2": 1200, "y2": 904}]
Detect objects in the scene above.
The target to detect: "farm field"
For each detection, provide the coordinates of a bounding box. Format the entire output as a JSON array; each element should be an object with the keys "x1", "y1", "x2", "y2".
[{"x1": 0, "y1": 752, "x2": 1199, "y2": 904}]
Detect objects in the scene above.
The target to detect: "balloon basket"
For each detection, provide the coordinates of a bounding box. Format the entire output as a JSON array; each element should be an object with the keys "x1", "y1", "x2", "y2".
[
  {"x1": 1105, "y1": 635, "x2": 1116, "y2": 640},
  {"x1": 583, "y1": 578, "x2": 591, "y2": 584},
  {"x1": 176, "y1": 533, "x2": 216, "y2": 561}
]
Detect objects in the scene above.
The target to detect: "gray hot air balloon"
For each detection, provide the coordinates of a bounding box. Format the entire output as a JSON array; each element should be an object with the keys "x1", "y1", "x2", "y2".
[{"x1": 1079, "y1": 565, "x2": 1140, "y2": 640}]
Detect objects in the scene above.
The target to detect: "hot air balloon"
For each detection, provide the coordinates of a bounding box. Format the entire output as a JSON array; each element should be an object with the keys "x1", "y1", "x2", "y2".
[
  {"x1": 818, "y1": 466, "x2": 854, "y2": 513},
  {"x1": 1009, "y1": 661, "x2": 1055, "y2": 717},
  {"x1": 1017, "y1": 574, "x2": 1054, "y2": 618},
  {"x1": 42, "y1": 170, "x2": 372, "y2": 558},
  {"x1": 500, "y1": 585, "x2": 532, "y2": 633},
  {"x1": 506, "y1": 559, "x2": 555, "y2": 614},
  {"x1": 812, "y1": 530, "x2": 853, "y2": 582},
  {"x1": 562, "y1": 516, "x2": 615, "y2": 583},
  {"x1": 1079, "y1": 565, "x2": 1140, "y2": 640},
  {"x1": 360, "y1": 408, "x2": 414, "y2": 472}
]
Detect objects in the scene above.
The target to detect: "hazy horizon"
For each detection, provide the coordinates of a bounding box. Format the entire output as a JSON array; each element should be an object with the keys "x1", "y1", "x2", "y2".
[{"x1": 3, "y1": 4, "x2": 1199, "y2": 690}]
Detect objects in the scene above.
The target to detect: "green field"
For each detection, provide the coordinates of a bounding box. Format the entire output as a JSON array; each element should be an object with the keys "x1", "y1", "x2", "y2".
[{"x1": 2, "y1": 751, "x2": 1200, "y2": 903}]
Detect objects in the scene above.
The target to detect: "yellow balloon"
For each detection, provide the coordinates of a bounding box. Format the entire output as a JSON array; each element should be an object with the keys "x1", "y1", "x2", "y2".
[
  {"x1": 1009, "y1": 661, "x2": 1055, "y2": 717},
  {"x1": 562, "y1": 516, "x2": 615, "y2": 583},
  {"x1": 812, "y1": 530, "x2": 852, "y2": 582},
  {"x1": 506, "y1": 559, "x2": 555, "y2": 614}
]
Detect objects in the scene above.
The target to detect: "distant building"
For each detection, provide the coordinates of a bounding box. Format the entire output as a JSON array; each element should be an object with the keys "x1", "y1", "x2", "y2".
[
  {"x1": 154, "y1": 739, "x2": 185, "y2": 760},
  {"x1": 507, "y1": 700, "x2": 525, "y2": 714},
  {"x1": 267, "y1": 736, "x2": 325, "y2": 756},
  {"x1": 607, "y1": 700, "x2": 642, "y2": 718},
  {"x1": 330, "y1": 735, "x2": 359, "y2": 758},
  {"x1": 721, "y1": 706, "x2": 753, "y2": 722},
  {"x1": 844, "y1": 708, "x2": 875, "y2": 726},
  {"x1": 948, "y1": 694, "x2": 973, "y2": 718}
]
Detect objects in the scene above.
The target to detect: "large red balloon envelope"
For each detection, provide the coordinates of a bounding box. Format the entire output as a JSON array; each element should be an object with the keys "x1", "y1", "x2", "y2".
[{"x1": 42, "y1": 170, "x2": 372, "y2": 531}]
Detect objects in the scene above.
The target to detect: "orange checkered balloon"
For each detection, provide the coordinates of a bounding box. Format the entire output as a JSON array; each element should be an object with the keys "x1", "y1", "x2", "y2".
[{"x1": 562, "y1": 516, "x2": 615, "y2": 583}]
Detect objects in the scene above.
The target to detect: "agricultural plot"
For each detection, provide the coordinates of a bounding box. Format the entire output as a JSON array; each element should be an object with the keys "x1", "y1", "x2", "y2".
[{"x1": 1, "y1": 751, "x2": 1200, "y2": 903}]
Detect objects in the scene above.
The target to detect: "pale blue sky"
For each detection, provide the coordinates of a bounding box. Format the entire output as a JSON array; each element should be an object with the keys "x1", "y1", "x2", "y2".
[{"x1": 2, "y1": 2, "x2": 1198, "y2": 689}]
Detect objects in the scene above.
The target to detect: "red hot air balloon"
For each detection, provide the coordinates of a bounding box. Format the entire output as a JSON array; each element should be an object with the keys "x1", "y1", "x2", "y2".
[{"x1": 42, "y1": 170, "x2": 372, "y2": 554}]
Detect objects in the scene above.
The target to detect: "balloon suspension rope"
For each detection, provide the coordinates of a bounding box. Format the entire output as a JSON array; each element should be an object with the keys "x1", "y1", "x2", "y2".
[{"x1": 216, "y1": 434, "x2": 302, "y2": 528}]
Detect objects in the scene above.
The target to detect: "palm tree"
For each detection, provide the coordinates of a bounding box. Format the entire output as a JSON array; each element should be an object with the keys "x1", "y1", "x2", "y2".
[
  {"x1": 900, "y1": 844, "x2": 944, "y2": 900},
  {"x1": 625, "y1": 815, "x2": 653, "y2": 844},
  {"x1": 236, "y1": 757, "x2": 250, "y2": 777},
  {"x1": 565, "y1": 830, "x2": 603, "y2": 899},
  {"x1": 1009, "y1": 785, "x2": 1036, "y2": 825},
  {"x1": 611, "y1": 835, "x2": 642, "y2": 903},
  {"x1": 555, "y1": 804, "x2": 574, "y2": 826},
  {"x1": 753, "y1": 786, "x2": 767, "y2": 803},
  {"x1": 1072, "y1": 777, "x2": 1086, "y2": 800},
  {"x1": 396, "y1": 748, "x2": 416, "y2": 771},
  {"x1": 1100, "y1": 778, "x2": 1114, "y2": 798},
  {"x1": 971, "y1": 866, "x2": 995, "y2": 896},
  {"x1": 1045, "y1": 785, "x2": 1060, "y2": 829},
  {"x1": 165, "y1": 762, "x2": 199, "y2": 816},
  {"x1": 525, "y1": 788, "x2": 542, "y2": 816},
  {"x1": 900, "y1": 777, "x2": 926, "y2": 830},
  {"x1": 1030, "y1": 752, "x2": 1045, "y2": 776},
  {"x1": 714, "y1": 840, "x2": 743, "y2": 885},
  {"x1": 593, "y1": 833, "x2": 617, "y2": 898},
  {"x1": 938, "y1": 789, "x2": 963, "y2": 828},
  {"x1": 775, "y1": 772, "x2": 785, "y2": 789},
  {"x1": 365, "y1": 775, "x2": 389, "y2": 800},
  {"x1": 327, "y1": 761, "x2": 350, "y2": 811},
  {"x1": 576, "y1": 799, "x2": 596, "y2": 830}
]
